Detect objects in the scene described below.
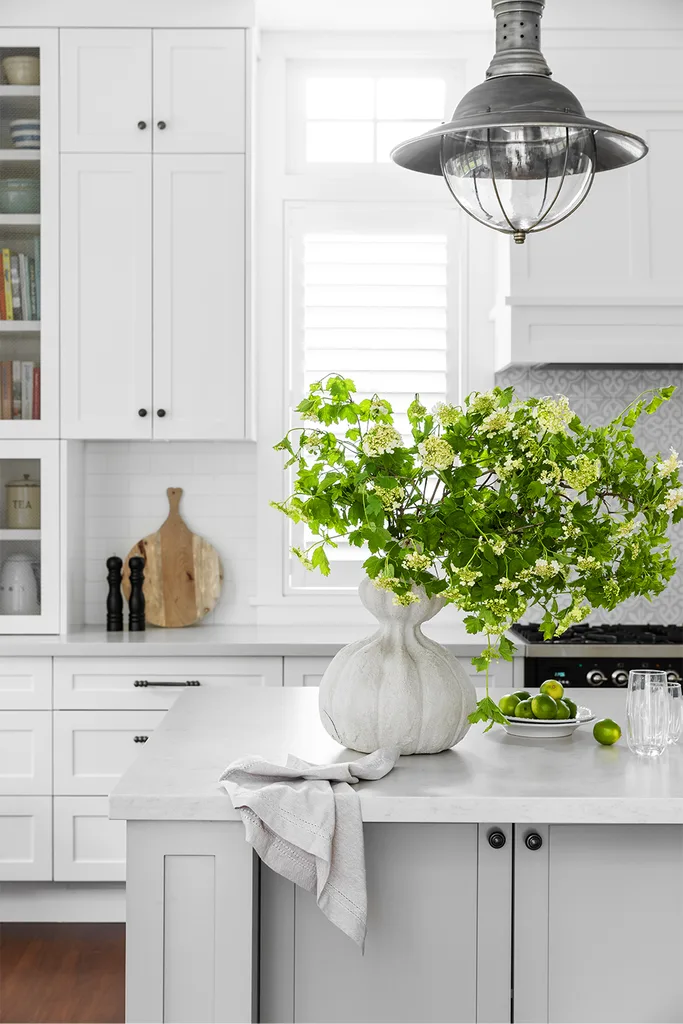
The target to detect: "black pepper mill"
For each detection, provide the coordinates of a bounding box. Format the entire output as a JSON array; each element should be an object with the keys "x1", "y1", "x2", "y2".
[
  {"x1": 128, "y1": 556, "x2": 146, "y2": 632},
  {"x1": 105, "y1": 555, "x2": 124, "y2": 632}
]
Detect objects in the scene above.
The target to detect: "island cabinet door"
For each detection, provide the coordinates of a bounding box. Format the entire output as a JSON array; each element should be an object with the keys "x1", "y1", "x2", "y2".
[
  {"x1": 261, "y1": 822, "x2": 513, "y2": 1024},
  {"x1": 513, "y1": 824, "x2": 683, "y2": 1024}
]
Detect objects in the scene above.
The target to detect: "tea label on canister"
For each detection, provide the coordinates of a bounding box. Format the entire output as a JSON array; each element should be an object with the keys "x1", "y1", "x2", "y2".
[{"x1": 6, "y1": 473, "x2": 40, "y2": 529}]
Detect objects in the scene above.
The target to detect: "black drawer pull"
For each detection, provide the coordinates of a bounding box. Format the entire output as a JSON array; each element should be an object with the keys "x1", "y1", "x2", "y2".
[
  {"x1": 525, "y1": 832, "x2": 543, "y2": 851},
  {"x1": 488, "y1": 830, "x2": 506, "y2": 850},
  {"x1": 133, "y1": 735, "x2": 149, "y2": 743},
  {"x1": 134, "y1": 679, "x2": 201, "y2": 687}
]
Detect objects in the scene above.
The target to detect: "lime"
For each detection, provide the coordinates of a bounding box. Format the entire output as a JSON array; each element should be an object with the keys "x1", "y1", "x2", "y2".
[
  {"x1": 512, "y1": 690, "x2": 531, "y2": 701},
  {"x1": 499, "y1": 694, "x2": 521, "y2": 717},
  {"x1": 515, "y1": 699, "x2": 535, "y2": 719},
  {"x1": 531, "y1": 693, "x2": 558, "y2": 720},
  {"x1": 593, "y1": 719, "x2": 621, "y2": 745},
  {"x1": 540, "y1": 679, "x2": 564, "y2": 701},
  {"x1": 555, "y1": 700, "x2": 571, "y2": 720},
  {"x1": 563, "y1": 697, "x2": 578, "y2": 719}
]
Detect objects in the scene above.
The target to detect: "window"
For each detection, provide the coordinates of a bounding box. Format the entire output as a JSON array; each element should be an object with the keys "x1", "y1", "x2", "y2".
[
  {"x1": 286, "y1": 204, "x2": 460, "y2": 590},
  {"x1": 288, "y1": 61, "x2": 454, "y2": 168}
]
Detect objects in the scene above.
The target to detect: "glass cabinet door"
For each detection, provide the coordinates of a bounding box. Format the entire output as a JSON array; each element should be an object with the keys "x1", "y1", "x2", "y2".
[
  {"x1": 0, "y1": 30, "x2": 57, "y2": 438},
  {"x1": 0, "y1": 439, "x2": 58, "y2": 632}
]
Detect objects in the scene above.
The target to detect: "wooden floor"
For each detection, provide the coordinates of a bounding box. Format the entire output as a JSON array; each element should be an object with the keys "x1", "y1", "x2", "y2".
[{"x1": 0, "y1": 924, "x2": 125, "y2": 1024}]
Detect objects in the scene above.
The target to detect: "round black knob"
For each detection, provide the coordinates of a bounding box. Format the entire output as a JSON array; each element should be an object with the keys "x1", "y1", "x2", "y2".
[
  {"x1": 157, "y1": 120, "x2": 167, "y2": 130},
  {"x1": 138, "y1": 408, "x2": 148, "y2": 417},
  {"x1": 525, "y1": 832, "x2": 543, "y2": 851},
  {"x1": 488, "y1": 830, "x2": 506, "y2": 850},
  {"x1": 137, "y1": 120, "x2": 147, "y2": 130},
  {"x1": 156, "y1": 409, "x2": 166, "y2": 417}
]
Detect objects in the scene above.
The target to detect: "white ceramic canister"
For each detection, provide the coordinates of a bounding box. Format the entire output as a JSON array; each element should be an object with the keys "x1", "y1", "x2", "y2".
[
  {"x1": 0, "y1": 552, "x2": 39, "y2": 615},
  {"x1": 6, "y1": 473, "x2": 40, "y2": 529}
]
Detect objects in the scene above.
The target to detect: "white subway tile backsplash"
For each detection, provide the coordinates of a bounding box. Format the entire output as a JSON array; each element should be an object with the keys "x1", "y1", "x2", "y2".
[{"x1": 83, "y1": 441, "x2": 258, "y2": 626}]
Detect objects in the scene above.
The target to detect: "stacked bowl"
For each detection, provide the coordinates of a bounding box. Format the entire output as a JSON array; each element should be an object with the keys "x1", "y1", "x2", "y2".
[{"x1": 9, "y1": 119, "x2": 40, "y2": 150}]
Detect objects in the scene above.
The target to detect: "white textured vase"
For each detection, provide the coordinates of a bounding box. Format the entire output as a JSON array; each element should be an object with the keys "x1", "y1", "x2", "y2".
[{"x1": 319, "y1": 576, "x2": 477, "y2": 755}]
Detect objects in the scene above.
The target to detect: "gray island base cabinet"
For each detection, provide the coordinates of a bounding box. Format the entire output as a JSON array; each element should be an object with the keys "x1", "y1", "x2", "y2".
[{"x1": 111, "y1": 689, "x2": 683, "y2": 1024}]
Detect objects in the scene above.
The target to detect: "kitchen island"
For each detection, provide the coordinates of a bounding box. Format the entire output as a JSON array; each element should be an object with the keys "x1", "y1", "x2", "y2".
[{"x1": 111, "y1": 687, "x2": 683, "y2": 1024}]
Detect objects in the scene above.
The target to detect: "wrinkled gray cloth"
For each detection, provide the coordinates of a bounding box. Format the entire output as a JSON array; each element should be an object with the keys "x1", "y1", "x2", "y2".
[{"x1": 218, "y1": 747, "x2": 400, "y2": 949}]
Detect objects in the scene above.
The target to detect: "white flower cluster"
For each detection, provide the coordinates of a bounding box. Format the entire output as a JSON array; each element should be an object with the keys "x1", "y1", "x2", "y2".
[
  {"x1": 469, "y1": 391, "x2": 498, "y2": 415},
  {"x1": 432, "y1": 402, "x2": 461, "y2": 428},
  {"x1": 535, "y1": 395, "x2": 574, "y2": 435},
  {"x1": 656, "y1": 448, "x2": 682, "y2": 479},
  {"x1": 659, "y1": 487, "x2": 683, "y2": 513},
  {"x1": 418, "y1": 437, "x2": 455, "y2": 471},
  {"x1": 576, "y1": 555, "x2": 600, "y2": 571},
  {"x1": 372, "y1": 483, "x2": 404, "y2": 512},
  {"x1": 404, "y1": 551, "x2": 432, "y2": 572},
  {"x1": 494, "y1": 577, "x2": 520, "y2": 592},
  {"x1": 564, "y1": 455, "x2": 601, "y2": 492},
  {"x1": 494, "y1": 455, "x2": 524, "y2": 480},
  {"x1": 362, "y1": 424, "x2": 402, "y2": 457},
  {"x1": 531, "y1": 558, "x2": 562, "y2": 580},
  {"x1": 480, "y1": 408, "x2": 512, "y2": 434}
]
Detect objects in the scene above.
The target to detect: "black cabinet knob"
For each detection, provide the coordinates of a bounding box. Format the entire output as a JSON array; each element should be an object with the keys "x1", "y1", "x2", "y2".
[
  {"x1": 525, "y1": 832, "x2": 543, "y2": 851},
  {"x1": 157, "y1": 120, "x2": 167, "y2": 130},
  {"x1": 488, "y1": 830, "x2": 506, "y2": 850},
  {"x1": 156, "y1": 409, "x2": 166, "y2": 418},
  {"x1": 137, "y1": 120, "x2": 147, "y2": 130},
  {"x1": 138, "y1": 408, "x2": 148, "y2": 417}
]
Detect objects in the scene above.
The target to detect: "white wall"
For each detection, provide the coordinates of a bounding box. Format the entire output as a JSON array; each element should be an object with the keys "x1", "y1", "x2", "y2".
[{"x1": 83, "y1": 442, "x2": 257, "y2": 625}]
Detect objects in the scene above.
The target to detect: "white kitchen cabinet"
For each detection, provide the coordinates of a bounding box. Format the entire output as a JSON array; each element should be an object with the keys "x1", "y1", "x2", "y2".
[
  {"x1": 54, "y1": 709, "x2": 166, "y2": 795},
  {"x1": 0, "y1": 441, "x2": 59, "y2": 634},
  {"x1": 54, "y1": 656, "x2": 283, "y2": 710},
  {"x1": 0, "y1": 795, "x2": 52, "y2": 881},
  {"x1": 0, "y1": 657, "x2": 51, "y2": 709},
  {"x1": 0, "y1": 29, "x2": 59, "y2": 440},
  {"x1": 54, "y1": 795, "x2": 126, "y2": 882},
  {"x1": 153, "y1": 155, "x2": 246, "y2": 439},
  {"x1": 283, "y1": 656, "x2": 332, "y2": 687},
  {"x1": 0, "y1": 709, "x2": 51, "y2": 795},
  {"x1": 152, "y1": 30, "x2": 245, "y2": 154},
  {"x1": 60, "y1": 29, "x2": 152, "y2": 153},
  {"x1": 458, "y1": 656, "x2": 513, "y2": 691},
  {"x1": 60, "y1": 154, "x2": 152, "y2": 439},
  {"x1": 60, "y1": 28, "x2": 245, "y2": 155},
  {"x1": 514, "y1": 824, "x2": 683, "y2": 1024}
]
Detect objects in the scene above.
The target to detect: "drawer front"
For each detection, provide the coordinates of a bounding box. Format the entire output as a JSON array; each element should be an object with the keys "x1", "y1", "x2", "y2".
[
  {"x1": 283, "y1": 657, "x2": 332, "y2": 688},
  {"x1": 0, "y1": 658, "x2": 52, "y2": 710},
  {"x1": 54, "y1": 796, "x2": 126, "y2": 882},
  {"x1": 0, "y1": 796, "x2": 52, "y2": 881},
  {"x1": 0, "y1": 711, "x2": 52, "y2": 795},
  {"x1": 54, "y1": 657, "x2": 283, "y2": 709},
  {"x1": 457, "y1": 657, "x2": 514, "y2": 691},
  {"x1": 54, "y1": 710, "x2": 166, "y2": 795}
]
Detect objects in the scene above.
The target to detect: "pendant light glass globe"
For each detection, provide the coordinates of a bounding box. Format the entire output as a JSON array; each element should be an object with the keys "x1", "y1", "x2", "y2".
[
  {"x1": 440, "y1": 125, "x2": 596, "y2": 241},
  {"x1": 390, "y1": 0, "x2": 648, "y2": 243}
]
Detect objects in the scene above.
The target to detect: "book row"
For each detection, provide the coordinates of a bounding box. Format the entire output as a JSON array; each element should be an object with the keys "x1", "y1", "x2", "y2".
[
  {"x1": 0, "y1": 243, "x2": 40, "y2": 321},
  {"x1": 0, "y1": 361, "x2": 40, "y2": 419}
]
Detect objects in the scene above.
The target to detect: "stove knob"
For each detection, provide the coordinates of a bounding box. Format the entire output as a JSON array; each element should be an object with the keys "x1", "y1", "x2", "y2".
[
  {"x1": 587, "y1": 670, "x2": 607, "y2": 687},
  {"x1": 612, "y1": 670, "x2": 629, "y2": 687},
  {"x1": 667, "y1": 671, "x2": 682, "y2": 684}
]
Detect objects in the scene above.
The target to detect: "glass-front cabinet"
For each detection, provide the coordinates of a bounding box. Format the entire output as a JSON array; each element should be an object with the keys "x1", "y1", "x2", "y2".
[
  {"x1": 0, "y1": 439, "x2": 58, "y2": 632},
  {"x1": 0, "y1": 30, "x2": 57, "y2": 438}
]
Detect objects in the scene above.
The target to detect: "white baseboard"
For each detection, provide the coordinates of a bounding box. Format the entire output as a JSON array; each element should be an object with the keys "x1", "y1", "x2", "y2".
[{"x1": 0, "y1": 882, "x2": 125, "y2": 922}]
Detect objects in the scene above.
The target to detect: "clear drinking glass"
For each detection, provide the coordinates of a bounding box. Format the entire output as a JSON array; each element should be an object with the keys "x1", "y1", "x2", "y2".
[
  {"x1": 667, "y1": 681, "x2": 683, "y2": 745},
  {"x1": 626, "y1": 670, "x2": 669, "y2": 757}
]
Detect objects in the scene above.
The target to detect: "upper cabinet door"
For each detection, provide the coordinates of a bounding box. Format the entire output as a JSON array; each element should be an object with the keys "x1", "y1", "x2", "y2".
[
  {"x1": 60, "y1": 29, "x2": 152, "y2": 153},
  {"x1": 152, "y1": 155, "x2": 245, "y2": 440},
  {"x1": 152, "y1": 30, "x2": 245, "y2": 154},
  {"x1": 61, "y1": 155, "x2": 152, "y2": 439}
]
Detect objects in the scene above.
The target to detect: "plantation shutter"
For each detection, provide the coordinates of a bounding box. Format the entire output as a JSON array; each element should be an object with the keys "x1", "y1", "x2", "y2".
[{"x1": 287, "y1": 204, "x2": 458, "y2": 590}]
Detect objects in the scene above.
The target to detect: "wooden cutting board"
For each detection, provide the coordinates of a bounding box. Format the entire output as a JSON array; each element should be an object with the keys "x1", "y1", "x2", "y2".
[{"x1": 122, "y1": 487, "x2": 223, "y2": 628}]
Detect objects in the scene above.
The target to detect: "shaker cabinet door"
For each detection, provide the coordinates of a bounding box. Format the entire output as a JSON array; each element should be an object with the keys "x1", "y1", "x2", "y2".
[
  {"x1": 152, "y1": 29, "x2": 246, "y2": 154},
  {"x1": 60, "y1": 29, "x2": 152, "y2": 153},
  {"x1": 61, "y1": 154, "x2": 152, "y2": 439},
  {"x1": 514, "y1": 824, "x2": 683, "y2": 1024},
  {"x1": 152, "y1": 155, "x2": 245, "y2": 439}
]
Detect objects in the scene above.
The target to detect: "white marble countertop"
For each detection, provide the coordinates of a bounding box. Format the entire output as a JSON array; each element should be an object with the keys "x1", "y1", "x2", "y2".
[
  {"x1": 0, "y1": 623, "x2": 498, "y2": 657},
  {"x1": 110, "y1": 687, "x2": 683, "y2": 825}
]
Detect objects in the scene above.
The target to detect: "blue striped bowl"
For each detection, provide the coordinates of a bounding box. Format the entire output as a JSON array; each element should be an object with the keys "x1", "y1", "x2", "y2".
[{"x1": 10, "y1": 119, "x2": 40, "y2": 150}]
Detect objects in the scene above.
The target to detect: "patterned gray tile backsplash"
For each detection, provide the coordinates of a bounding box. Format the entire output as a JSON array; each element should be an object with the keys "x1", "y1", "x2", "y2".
[{"x1": 494, "y1": 365, "x2": 683, "y2": 625}]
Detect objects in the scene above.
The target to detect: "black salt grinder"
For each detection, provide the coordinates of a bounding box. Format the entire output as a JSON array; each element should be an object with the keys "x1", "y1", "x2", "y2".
[
  {"x1": 128, "y1": 556, "x2": 146, "y2": 632},
  {"x1": 106, "y1": 555, "x2": 123, "y2": 632}
]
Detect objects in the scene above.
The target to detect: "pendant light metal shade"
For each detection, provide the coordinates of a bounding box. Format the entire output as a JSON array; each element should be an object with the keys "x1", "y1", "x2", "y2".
[{"x1": 391, "y1": 0, "x2": 647, "y2": 242}]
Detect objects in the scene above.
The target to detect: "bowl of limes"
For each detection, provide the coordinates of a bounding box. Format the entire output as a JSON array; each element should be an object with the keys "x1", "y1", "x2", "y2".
[{"x1": 498, "y1": 681, "x2": 595, "y2": 738}]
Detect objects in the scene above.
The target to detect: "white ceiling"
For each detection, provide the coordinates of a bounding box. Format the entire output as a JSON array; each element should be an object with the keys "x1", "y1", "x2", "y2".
[{"x1": 255, "y1": 0, "x2": 683, "y2": 33}]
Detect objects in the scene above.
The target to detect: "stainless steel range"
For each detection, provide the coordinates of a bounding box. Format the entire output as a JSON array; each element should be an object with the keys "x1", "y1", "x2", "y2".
[{"x1": 511, "y1": 623, "x2": 683, "y2": 689}]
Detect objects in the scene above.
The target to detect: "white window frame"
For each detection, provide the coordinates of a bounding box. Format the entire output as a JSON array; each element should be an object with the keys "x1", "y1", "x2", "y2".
[{"x1": 254, "y1": 32, "x2": 498, "y2": 622}]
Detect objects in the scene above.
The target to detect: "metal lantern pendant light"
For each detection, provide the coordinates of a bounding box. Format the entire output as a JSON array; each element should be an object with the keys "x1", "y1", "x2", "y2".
[{"x1": 391, "y1": 0, "x2": 647, "y2": 243}]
